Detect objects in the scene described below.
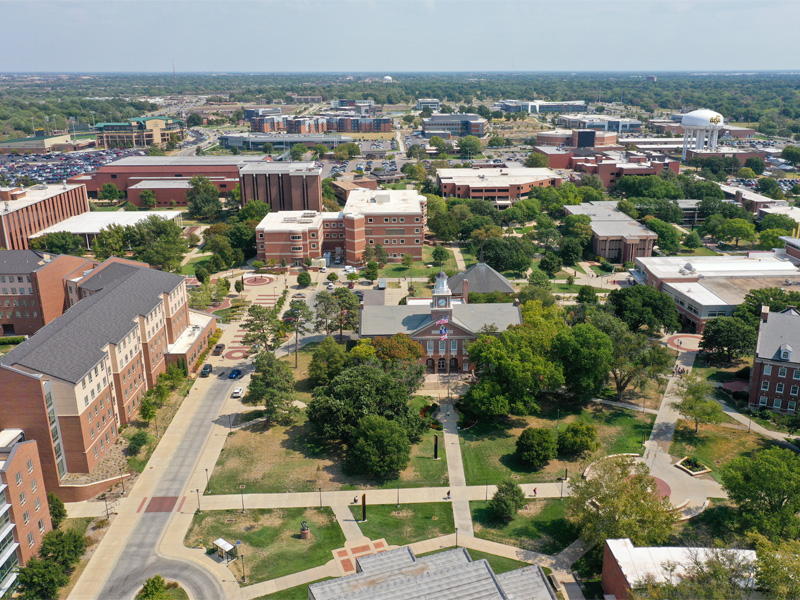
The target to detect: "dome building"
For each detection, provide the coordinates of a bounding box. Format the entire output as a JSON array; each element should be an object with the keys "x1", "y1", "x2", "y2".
[
  {"x1": 681, "y1": 109, "x2": 724, "y2": 160},
  {"x1": 383, "y1": 75, "x2": 393, "y2": 83}
]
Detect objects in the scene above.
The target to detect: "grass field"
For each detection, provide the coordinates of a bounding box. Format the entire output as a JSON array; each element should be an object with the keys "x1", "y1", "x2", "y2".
[
  {"x1": 58, "y1": 517, "x2": 107, "y2": 600},
  {"x1": 417, "y1": 547, "x2": 530, "y2": 575},
  {"x1": 350, "y1": 503, "x2": 454, "y2": 546},
  {"x1": 673, "y1": 498, "x2": 745, "y2": 544},
  {"x1": 471, "y1": 499, "x2": 578, "y2": 554},
  {"x1": 378, "y1": 246, "x2": 458, "y2": 279},
  {"x1": 460, "y1": 402, "x2": 654, "y2": 486},
  {"x1": 184, "y1": 508, "x2": 345, "y2": 584},
  {"x1": 181, "y1": 254, "x2": 213, "y2": 276},
  {"x1": 672, "y1": 245, "x2": 718, "y2": 257},
  {"x1": 669, "y1": 419, "x2": 771, "y2": 483},
  {"x1": 165, "y1": 585, "x2": 189, "y2": 600},
  {"x1": 213, "y1": 298, "x2": 249, "y2": 324},
  {"x1": 691, "y1": 354, "x2": 752, "y2": 384},
  {"x1": 0, "y1": 343, "x2": 20, "y2": 357}
]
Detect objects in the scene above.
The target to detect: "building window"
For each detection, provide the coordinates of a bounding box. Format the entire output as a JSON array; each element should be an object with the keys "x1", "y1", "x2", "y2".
[
  {"x1": 793, "y1": 386, "x2": 799, "y2": 396},
  {"x1": 31, "y1": 478, "x2": 37, "y2": 492},
  {"x1": 789, "y1": 401, "x2": 797, "y2": 412},
  {"x1": 764, "y1": 365, "x2": 772, "y2": 376},
  {"x1": 19, "y1": 491, "x2": 26, "y2": 505},
  {"x1": 794, "y1": 369, "x2": 800, "y2": 380},
  {"x1": 93, "y1": 446, "x2": 98, "y2": 458},
  {"x1": 779, "y1": 367, "x2": 788, "y2": 378},
  {"x1": 451, "y1": 339, "x2": 458, "y2": 354},
  {"x1": 35, "y1": 497, "x2": 41, "y2": 512},
  {"x1": 759, "y1": 396, "x2": 768, "y2": 406},
  {"x1": 777, "y1": 383, "x2": 785, "y2": 394},
  {"x1": 38, "y1": 518, "x2": 45, "y2": 533},
  {"x1": 439, "y1": 340, "x2": 445, "y2": 353},
  {"x1": 761, "y1": 381, "x2": 770, "y2": 391},
  {"x1": 27, "y1": 459, "x2": 33, "y2": 473},
  {"x1": 426, "y1": 340, "x2": 433, "y2": 354},
  {"x1": 15, "y1": 472, "x2": 21, "y2": 486},
  {"x1": 27, "y1": 532, "x2": 34, "y2": 548},
  {"x1": 773, "y1": 398, "x2": 782, "y2": 409},
  {"x1": 23, "y1": 510, "x2": 29, "y2": 525}
]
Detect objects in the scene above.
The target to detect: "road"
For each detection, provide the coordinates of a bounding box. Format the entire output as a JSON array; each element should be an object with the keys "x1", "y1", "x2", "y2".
[{"x1": 95, "y1": 374, "x2": 238, "y2": 600}]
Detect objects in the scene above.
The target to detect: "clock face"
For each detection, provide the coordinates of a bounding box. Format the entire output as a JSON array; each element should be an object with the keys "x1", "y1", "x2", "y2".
[{"x1": 438, "y1": 299, "x2": 446, "y2": 307}]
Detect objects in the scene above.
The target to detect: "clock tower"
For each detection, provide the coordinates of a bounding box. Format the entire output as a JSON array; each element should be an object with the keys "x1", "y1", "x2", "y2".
[{"x1": 431, "y1": 271, "x2": 453, "y2": 319}]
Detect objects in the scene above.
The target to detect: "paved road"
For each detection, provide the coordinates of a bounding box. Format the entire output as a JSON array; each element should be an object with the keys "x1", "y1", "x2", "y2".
[{"x1": 97, "y1": 375, "x2": 234, "y2": 600}]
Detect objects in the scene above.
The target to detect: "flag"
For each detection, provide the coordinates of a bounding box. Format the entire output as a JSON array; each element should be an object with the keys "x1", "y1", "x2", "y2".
[
  {"x1": 440, "y1": 333, "x2": 448, "y2": 340},
  {"x1": 435, "y1": 317, "x2": 449, "y2": 325}
]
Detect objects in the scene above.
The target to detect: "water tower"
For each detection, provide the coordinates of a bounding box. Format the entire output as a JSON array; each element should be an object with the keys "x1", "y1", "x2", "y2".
[{"x1": 681, "y1": 109, "x2": 724, "y2": 160}]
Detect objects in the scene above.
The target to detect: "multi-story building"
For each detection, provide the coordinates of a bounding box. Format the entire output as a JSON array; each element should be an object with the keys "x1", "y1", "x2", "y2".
[
  {"x1": 220, "y1": 132, "x2": 353, "y2": 152},
  {"x1": 750, "y1": 307, "x2": 800, "y2": 415},
  {"x1": 557, "y1": 114, "x2": 642, "y2": 133},
  {"x1": 422, "y1": 114, "x2": 487, "y2": 138},
  {"x1": 239, "y1": 162, "x2": 323, "y2": 212},
  {"x1": 495, "y1": 100, "x2": 587, "y2": 114},
  {"x1": 94, "y1": 117, "x2": 186, "y2": 150},
  {"x1": 243, "y1": 107, "x2": 282, "y2": 120},
  {"x1": 287, "y1": 94, "x2": 323, "y2": 104},
  {"x1": 0, "y1": 258, "x2": 216, "y2": 501},
  {"x1": 1, "y1": 250, "x2": 96, "y2": 337},
  {"x1": 570, "y1": 154, "x2": 680, "y2": 188},
  {"x1": 329, "y1": 100, "x2": 376, "y2": 115},
  {"x1": 0, "y1": 184, "x2": 90, "y2": 250},
  {"x1": 436, "y1": 167, "x2": 562, "y2": 207},
  {"x1": 0, "y1": 429, "x2": 52, "y2": 595},
  {"x1": 255, "y1": 189, "x2": 427, "y2": 266},
  {"x1": 126, "y1": 177, "x2": 239, "y2": 208},
  {"x1": 249, "y1": 114, "x2": 391, "y2": 134},
  {"x1": 416, "y1": 98, "x2": 441, "y2": 111},
  {"x1": 564, "y1": 203, "x2": 658, "y2": 263}
]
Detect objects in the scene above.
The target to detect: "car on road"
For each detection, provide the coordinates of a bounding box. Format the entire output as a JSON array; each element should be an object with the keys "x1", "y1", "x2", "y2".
[
  {"x1": 232, "y1": 387, "x2": 244, "y2": 398},
  {"x1": 326, "y1": 282, "x2": 335, "y2": 290},
  {"x1": 291, "y1": 293, "x2": 307, "y2": 299},
  {"x1": 212, "y1": 343, "x2": 226, "y2": 356},
  {"x1": 348, "y1": 281, "x2": 355, "y2": 289},
  {"x1": 229, "y1": 369, "x2": 242, "y2": 379},
  {"x1": 354, "y1": 291, "x2": 364, "y2": 300},
  {"x1": 200, "y1": 364, "x2": 213, "y2": 377}
]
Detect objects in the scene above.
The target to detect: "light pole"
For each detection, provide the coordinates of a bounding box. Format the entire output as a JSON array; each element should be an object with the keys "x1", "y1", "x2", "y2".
[
  {"x1": 119, "y1": 468, "x2": 125, "y2": 494},
  {"x1": 196, "y1": 488, "x2": 202, "y2": 513},
  {"x1": 240, "y1": 484, "x2": 246, "y2": 513},
  {"x1": 396, "y1": 485, "x2": 400, "y2": 508},
  {"x1": 205, "y1": 468, "x2": 210, "y2": 494},
  {"x1": 455, "y1": 527, "x2": 459, "y2": 548},
  {"x1": 485, "y1": 481, "x2": 489, "y2": 502},
  {"x1": 319, "y1": 487, "x2": 322, "y2": 508}
]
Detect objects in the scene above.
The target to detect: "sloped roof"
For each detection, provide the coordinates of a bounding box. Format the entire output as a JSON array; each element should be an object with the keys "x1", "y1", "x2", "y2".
[
  {"x1": 360, "y1": 302, "x2": 521, "y2": 337},
  {"x1": 756, "y1": 308, "x2": 800, "y2": 362},
  {"x1": 448, "y1": 262, "x2": 515, "y2": 295}
]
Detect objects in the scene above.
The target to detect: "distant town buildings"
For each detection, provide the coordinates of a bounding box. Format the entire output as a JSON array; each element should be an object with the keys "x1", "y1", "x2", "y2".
[
  {"x1": 0, "y1": 131, "x2": 93, "y2": 155},
  {"x1": 287, "y1": 93, "x2": 323, "y2": 104},
  {"x1": 94, "y1": 117, "x2": 185, "y2": 150},
  {"x1": 564, "y1": 202, "x2": 658, "y2": 262},
  {"x1": 219, "y1": 132, "x2": 354, "y2": 151},
  {"x1": 0, "y1": 184, "x2": 90, "y2": 250},
  {"x1": 421, "y1": 114, "x2": 488, "y2": 138},
  {"x1": 250, "y1": 114, "x2": 391, "y2": 134}
]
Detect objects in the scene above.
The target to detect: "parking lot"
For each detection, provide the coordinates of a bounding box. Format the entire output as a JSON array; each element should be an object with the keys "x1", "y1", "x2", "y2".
[{"x1": 0, "y1": 148, "x2": 147, "y2": 186}]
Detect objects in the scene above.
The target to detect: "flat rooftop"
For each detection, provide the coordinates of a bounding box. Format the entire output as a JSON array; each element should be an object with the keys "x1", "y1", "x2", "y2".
[
  {"x1": 222, "y1": 132, "x2": 353, "y2": 143},
  {"x1": 636, "y1": 253, "x2": 800, "y2": 282},
  {"x1": 437, "y1": 167, "x2": 559, "y2": 186},
  {"x1": 29, "y1": 210, "x2": 182, "y2": 238},
  {"x1": 565, "y1": 202, "x2": 657, "y2": 240},
  {"x1": 238, "y1": 161, "x2": 321, "y2": 175},
  {"x1": 0, "y1": 183, "x2": 85, "y2": 213},
  {"x1": 106, "y1": 155, "x2": 271, "y2": 167},
  {"x1": 128, "y1": 177, "x2": 239, "y2": 189},
  {"x1": 343, "y1": 189, "x2": 425, "y2": 215},
  {"x1": 168, "y1": 310, "x2": 215, "y2": 356},
  {"x1": 256, "y1": 210, "x2": 325, "y2": 231}
]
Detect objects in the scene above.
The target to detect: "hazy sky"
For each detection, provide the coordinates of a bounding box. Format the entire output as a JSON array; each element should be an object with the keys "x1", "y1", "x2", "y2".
[{"x1": 1, "y1": 0, "x2": 798, "y2": 73}]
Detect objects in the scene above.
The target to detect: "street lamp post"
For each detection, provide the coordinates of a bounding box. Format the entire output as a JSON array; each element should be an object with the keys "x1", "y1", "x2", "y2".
[
  {"x1": 205, "y1": 468, "x2": 210, "y2": 494},
  {"x1": 455, "y1": 527, "x2": 459, "y2": 548},
  {"x1": 119, "y1": 468, "x2": 125, "y2": 494},
  {"x1": 196, "y1": 489, "x2": 201, "y2": 513},
  {"x1": 319, "y1": 487, "x2": 322, "y2": 508},
  {"x1": 396, "y1": 485, "x2": 400, "y2": 508},
  {"x1": 240, "y1": 484, "x2": 246, "y2": 513}
]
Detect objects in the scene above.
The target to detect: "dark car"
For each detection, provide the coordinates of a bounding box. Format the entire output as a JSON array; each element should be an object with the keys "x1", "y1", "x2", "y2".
[
  {"x1": 212, "y1": 343, "x2": 226, "y2": 356},
  {"x1": 200, "y1": 364, "x2": 213, "y2": 377},
  {"x1": 229, "y1": 369, "x2": 242, "y2": 379}
]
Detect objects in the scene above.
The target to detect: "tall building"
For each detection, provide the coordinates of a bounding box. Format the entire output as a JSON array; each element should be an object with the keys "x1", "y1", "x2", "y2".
[
  {"x1": 94, "y1": 117, "x2": 186, "y2": 149},
  {"x1": 239, "y1": 162, "x2": 323, "y2": 212},
  {"x1": 1, "y1": 250, "x2": 96, "y2": 337},
  {"x1": 0, "y1": 184, "x2": 90, "y2": 250},
  {"x1": 0, "y1": 429, "x2": 53, "y2": 595},
  {"x1": 415, "y1": 98, "x2": 441, "y2": 111},
  {"x1": 0, "y1": 258, "x2": 216, "y2": 501},
  {"x1": 421, "y1": 114, "x2": 487, "y2": 137}
]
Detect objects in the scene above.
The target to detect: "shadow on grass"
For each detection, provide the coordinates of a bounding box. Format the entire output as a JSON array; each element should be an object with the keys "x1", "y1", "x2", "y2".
[{"x1": 472, "y1": 500, "x2": 579, "y2": 554}]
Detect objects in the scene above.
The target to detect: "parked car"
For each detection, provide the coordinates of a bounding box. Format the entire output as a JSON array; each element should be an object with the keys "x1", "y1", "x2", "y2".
[
  {"x1": 348, "y1": 281, "x2": 355, "y2": 289},
  {"x1": 212, "y1": 343, "x2": 226, "y2": 356},
  {"x1": 229, "y1": 369, "x2": 242, "y2": 379},
  {"x1": 292, "y1": 293, "x2": 306, "y2": 299},
  {"x1": 327, "y1": 282, "x2": 335, "y2": 290},
  {"x1": 232, "y1": 387, "x2": 244, "y2": 398},
  {"x1": 200, "y1": 364, "x2": 213, "y2": 377}
]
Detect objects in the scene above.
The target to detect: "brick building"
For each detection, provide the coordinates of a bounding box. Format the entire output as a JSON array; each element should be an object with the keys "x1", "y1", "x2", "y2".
[
  {"x1": 0, "y1": 184, "x2": 90, "y2": 250},
  {"x1": 570, "y1": 154, "x2": 680, "y2": 188},
  {"x1": 749, "y1": 307, "x2": 800, "y2": 414},
  {"x1": 564, "y1": 203, "x2": 657, "y2": 263},
  {"x1": 126, "y1": 177, "x2": 240, "y2": 208},
  {"x1": 422, "y1": 114, "x2": 488, "y2": 138},
  {"x1": 436, "y1": 167, "x2": 562, "y2": 207},
  {"x1": 360, "y1": 271, "x2": 522, "y2": 375},
  {"x1": 249, "y1": 114, "x2": 391, "y2": 134},
  {"x1": 239, "y1": 162, "x2": 323, "y2": 213},
  {"x1": 255, "y1": 189, "x2": 427, "y2": 266},
  {"x1": 94, "y1": 117, "x2": 185, "y2": 150},
  {"x1": 1, "y1": 250, "x2": 96, "y2": 337},
  {"x1": 0, "y1": 429, "x2": 52, "y2": 595},
  {"x1": 0, "y1": 258, "x2": 215, "y2": 501}
]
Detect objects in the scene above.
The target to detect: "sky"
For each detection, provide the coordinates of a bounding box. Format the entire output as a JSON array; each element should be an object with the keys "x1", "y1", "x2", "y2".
[{"x1": 1, "y1": 0, "x2": 798, "y2": 73}]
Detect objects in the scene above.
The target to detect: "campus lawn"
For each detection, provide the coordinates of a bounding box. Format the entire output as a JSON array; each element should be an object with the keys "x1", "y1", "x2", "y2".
[
  {"x1": 350, "y1": 503, "x2": 454, "y2": 546},
  {"x1": 377, "y1": 246, "x2": 458, "y2": 280},
  {"x1": 460, "y1": 402, "x2": 654, "y2": 486},
  {"x1": 673, "y1": 245, "x2": 718, "y2": 257},
  {"x1": 184, "y1": 508, "x2": 344, "y2": 584},
  {"x1": 212, "y1": 299, "x2": 248, "y2": 324},
  {"x1": 550, "y1": 283, "x2": 605, "y2": 294},
  {"x1": 207, "y1": 408, "x2": 448, "y2": 495},
  {"x1": 181, "y1": 255, "x2": 213, "y2": 276},
  {"x1": 669, "y1": 419, "x2": 772, "y2": 483},
  {"x1": 691, "y1": 354, "x2": 752, "y2": 384},
  {"x1": 278, "y1": 341, "x2": 320, "y2": 403},
  {"x1": 165, "y1": 586, "x2": 189, "y2": 600},
  {"x1": 471, "y1": 499, "x2": 579, "y2": 554},
  {"x1": 418, "y1": 547, "x2": 530, "y2": 575},
  {"x1": 672, "y1": 498, "x2": 746, "y2": 544}
]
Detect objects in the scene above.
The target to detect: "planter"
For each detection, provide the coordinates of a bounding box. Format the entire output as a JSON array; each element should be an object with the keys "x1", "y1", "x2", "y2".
[{"x1": 674, "y1": 456, "x2": 712, "y2": 477}]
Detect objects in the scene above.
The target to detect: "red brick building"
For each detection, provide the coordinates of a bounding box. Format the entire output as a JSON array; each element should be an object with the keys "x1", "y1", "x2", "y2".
[
  {"x1": 126, "y1": 177, "x2": 240, "y2": 208},
  {"x1": 436, "y1": 167, "x2": 562, "y2": 208},
  {"x1": 255, "y1": 189, "x2": 427, "y2": 266},
  {"x1": 239, "y1": 162, "x2": 323, "y2": 213},
  {"x1": 749, "y1": 306, "x2": 800, "y2": 414},
  {"x1": 0, "y1": 184, "x2": 90, "y2": 250},
  {"x1": 570, "y1": 155, "x2": 680, "y2": 188},
  {"x1": 1, "y1": 251, "x2": 96, "y2": 337},
  {"x1": 0, "y1": 258, "x2": 216, "y2": 501},
  {"x1": 250, "y1": 114, "x2": 391, "y2": 134}
]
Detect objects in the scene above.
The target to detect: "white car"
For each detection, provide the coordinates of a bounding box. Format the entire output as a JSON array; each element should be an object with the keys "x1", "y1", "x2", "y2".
[
  {"x1": 232, "y1": 387, "x2": 243, "y2": 398},
  {"x1": 327, "y1": 282, "x2": 335, "y2": 290}
]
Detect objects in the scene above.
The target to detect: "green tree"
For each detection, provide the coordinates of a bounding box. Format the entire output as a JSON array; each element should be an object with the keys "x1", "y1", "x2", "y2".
[
  {"x1": 372, "y1": 333, "x2": 425, "y2": 365},
  {"x1": 331, "y1": 287, "x2": 360, "y2": 341},
  {"x1": 91, "y1": 223, "x2": 130, "y2": 261},
  {"x1": 722, "y1": 446, "x2": 800, "y2": 539},
  {"x1": 99, "y1": 183, "x2": 120, "y2": 201},
  {"x1": 758, "y1": 212, "x2": 797, "y2": 232},
  {"x1": 186, "y1": 113, "x2": 203, "y2": 127},
  {"x1": 38, "y1": 528, "x2": 88, "y2": 570},
  {"x1": 458, "y1": 135, "x2": 481, "y2": 158},
  {"x1": 557, "y1": 422, "x2": 599, "y2": 455},
  {"x1": 138, "y1": 188, "x2": 156, "y2": 209},
  {"x1": 241, "y1": 303, "x2": 283, "y2": 351},
  {"x1": 758, "y1": 228, "x2": 792, "y2": 250},
  {"x1": 290, "y1": 143, "x2": 308, "y2": 161},
  {"x1": 346, "y1": 415, "x2": 412, "y2": 479},
  {"x1": 16, "y1": 557, "x2": 69, "y2": 600},
  {"x1": 245, "y1": 351, "x2": 296, "y2": 423},
  {"x1": 309, "y1": 336, "x2": 348, "y2": 386},
  {"x1": 431, "y1": 244, "x2": 449, "y2": 267},
  {"x1": 283, "y1": 299, "x2": 314, "y2": 368},
  {"x1": 262, "y1": 142, "x2": 275, "y2": 154},
  {"x1": 683, "y1": 230, "x2": 703, "y2": 249},
  {"x1": 401, "y1": 253, "x2": 414, "y2": 270},
  {"x1": 239, "y1": 199, "x2": 270, "y2": 222},
  {"x1": 757, "y1": 177, "x2": 783, "y2": 199},
  {"x1": 312, "y1": 144, "x2": 330, "y2": 158},
  {"x1": 29, "y1": 231, "x2": 86, "y2": 256},
  {"x1": 128, "y1": 215, "x2": 188, "y2": 272},
  {"x1": 736, "y1": 167, "x2": 757, "y2": 178},
  {"x1": 733, "y1": 287, "x2": 800, "y2": 328},
  {"x1": 781, "y1": 145, "x2": 800, "y2": 165},
  {"x1": 554, "y1": 323, "x2": 613, "y2": 401},
  {"x1": 607, "y1": 284, "x2": 680, "y2": 334},
  {"x1": 559, "y1": 237, "x2": 583, "y2": 266},
  {"x1": 744, "y1": 156, "x2": 766, "y2": 175},
  {"x1": 700, "y1": 316, "x2": 756, "y2": 361},
  {"x1": 644, "y1": 217, "x2": 681, "y2": 254},
  {"x1": 524, "y1": 152, "x2": 549, "y2": 168},
  {"x1": 297, "y1": 271, "x2": 312, "y2": 287},
  {"x1": 515, "y1": 427, "x2": 557, "y2": 469},
  {"x1": 672, "y1": 373, "x2": 723, "y2": 433},
  {"x1": 136, "y1": 574, "x2": 169, "y2": 600},
  {"x1": 186, "y1": 175, "x2": 222, "y2": 220},
  {"x1": 234, "y1": 278, "x2": 244, "y2": 295},
  {"x1": 539, "y1": 252, "x2": 562, "y2": 277},
  {"x1": 138, "y1": 394, "x2": 157, "y2": 421},
  {"x1": 567, "y1": 456, "x2": 675, "y2": 545},
  {"x1": 576, "y1": 285, "x2": 598, "y2": 304},
  {"x1": 47, "y1": 492, "x2": 67, "y2": 529},
  {"x1": 146, "y1": 145, "x2": 165, "y2": 156},
  {"x1": 488, "y1": 479, "x2": 527, "y2": 522},
  {"x1": 363, "y1": 261, "x2": 379, "y2": 282},
  {"x1": 326, "y1": 272, "x2": 339, "y2": 282},
  {"x1": 716, "y1": 218, "x2": 757, "y2": 247},
  {"x1": 751, "y1": 533, "x2": 800, "y2": 600}
]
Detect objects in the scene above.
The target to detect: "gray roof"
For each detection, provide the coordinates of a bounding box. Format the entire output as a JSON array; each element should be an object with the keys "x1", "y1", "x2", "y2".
[
  {"x1": 360, "y1": 303, "x2": 522, "y2": 337},
  {"x1": 449, "y1": 263, "x2": 515, "y2": 295},
  {"x1": 756, "y1": 308, "x2": 800, "y2": 361},
  {"x1": 0, "y1": 250, "x2": 51, "y2": 274},
  {"x1": 309, "y1": 547, "x2": 555, "y2": 600},
  {"x1": 2, "y1": 263, "x2": 184, "y2": 384}
]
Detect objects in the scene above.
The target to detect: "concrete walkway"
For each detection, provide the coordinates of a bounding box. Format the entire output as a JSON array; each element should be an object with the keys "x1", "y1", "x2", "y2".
[
  {"x1": 437, "y1": 398, "x2": 473, "y2": 536},
  {"x1": 450, "y1": 243, "x2": 467, "y2": 271},
  {"x1": 330, "y1": 504, "x2": 367, "y2": 543}
]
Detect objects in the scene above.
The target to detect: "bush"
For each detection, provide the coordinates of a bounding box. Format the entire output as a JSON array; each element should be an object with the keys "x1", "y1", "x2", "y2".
[
  {"x1": 515, "y1": 427, "x2": 557, "y2": 469},
  {"x1": 557, "y1": 422, "x2": 599, "y2": 455},
  {"x1": 0, "y1": 335, "x2": 26, "y2": 345},
  {"x1": 488, "y1": 479, "x2": 527, "y2": 521},
  {"x1": 127, "y1": 430, "x2": 150, "y2": 456},
  {"x1": 345, "y1": 415, "x2": 411, "y2": 479},
  {"x1": 47, "y1": 492, "x2": 67, "y2": 529},
  {"x1": 297, "y1": 271, "x2": 312, "y2": 287}
]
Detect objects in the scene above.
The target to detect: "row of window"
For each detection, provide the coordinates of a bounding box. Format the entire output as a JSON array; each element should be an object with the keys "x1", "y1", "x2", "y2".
[
  {"x1": 426, "y1": 339, "x2": 460, "y2": 355},
  {"x1": 0, "y1": 287, "x2": 34, "y2": 296},
  {"x1": 762, "y1": 365, "x2": 800, "y2": 379},
  {"x1": 3, "y1": 310, "x2": 38, "y2": 319},
  {"x1": 2, "y1": 298, "x2": 35, "y2": 307},
  {"x1": 760, "y1": 381, "x2": 800, "y2": 395},
  {"x1": 0, "y1": 275, "x2": 29, "y2": 284},
  {"x1": 758, "y1": 396, "x2": 797, "y2": 411}
]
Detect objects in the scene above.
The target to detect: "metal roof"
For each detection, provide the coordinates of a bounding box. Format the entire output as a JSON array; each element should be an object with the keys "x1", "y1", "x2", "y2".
[{"x1": 448, "y1": 263, "x2": 515, "y2": 295}]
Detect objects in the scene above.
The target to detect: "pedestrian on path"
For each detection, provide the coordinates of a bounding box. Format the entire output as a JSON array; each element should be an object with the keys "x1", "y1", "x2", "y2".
[
  {"x1": 533, "y1": 487, "x2": 537, "y2": 497},
  {"x1": 447, "y1": 490, "x2": 451, "y2": 500}
]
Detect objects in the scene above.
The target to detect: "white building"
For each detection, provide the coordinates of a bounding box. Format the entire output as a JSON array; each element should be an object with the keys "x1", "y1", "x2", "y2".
[{"x1": 681, "y1": 109, "x2": 724, "y2": 161}]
